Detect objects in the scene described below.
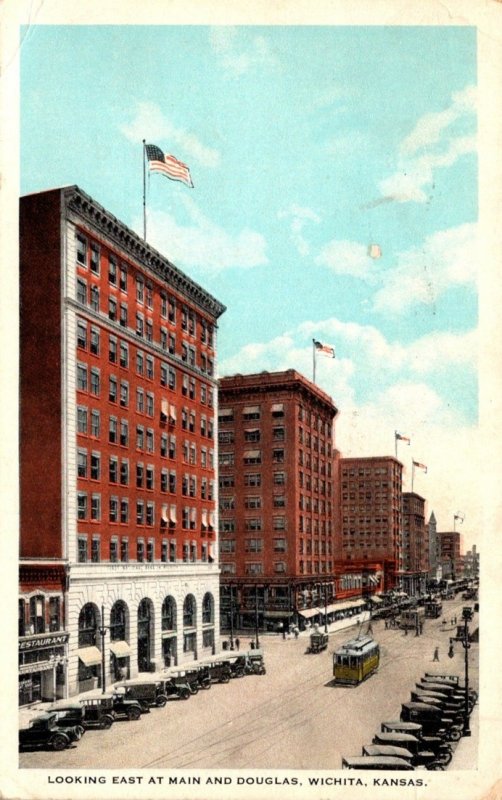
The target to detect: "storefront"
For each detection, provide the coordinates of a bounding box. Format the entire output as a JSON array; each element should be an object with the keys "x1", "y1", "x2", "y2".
[{"x1": 18, "y1": 632, "x2": 69, "y2": 706}]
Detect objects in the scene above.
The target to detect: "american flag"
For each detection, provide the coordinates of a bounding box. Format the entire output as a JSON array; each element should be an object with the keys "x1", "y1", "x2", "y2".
[
  {"x1": 413, "y1": 461, "x2": 428, "y2": 473},
  {"x1": 145, "y1": 143, "x2": 194, "y2": 188},
  {"x1": 395, "y1": 432, "x2": 411, "y2": 444},
  {"x1": 314, "y1": 340, "x2": 335, "y2": 358}
]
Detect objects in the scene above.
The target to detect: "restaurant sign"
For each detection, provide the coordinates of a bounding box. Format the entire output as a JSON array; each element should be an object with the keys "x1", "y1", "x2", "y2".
[{"x1": 19, "y1": 633, "x2": 69, "y2": 652}]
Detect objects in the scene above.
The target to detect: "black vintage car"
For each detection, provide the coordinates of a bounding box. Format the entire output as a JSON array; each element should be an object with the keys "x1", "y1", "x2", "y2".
[
  {"x1": 114, "y1": 681, "x2": 168, "y2": 711},
  {"x1": 81, "y1": 692, "x2": 142, "y2": 721},
  {"x1": 19, "y1": 712, "x2": 82, "y2": 751},
  {"x1": 48, "y1": 699, "x2": 115, "y2": 730}
]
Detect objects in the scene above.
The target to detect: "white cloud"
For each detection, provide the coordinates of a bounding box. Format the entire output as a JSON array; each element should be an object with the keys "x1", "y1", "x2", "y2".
[
  {"x1": 137, "y1": 196, "x2": 267, "y2": 273},
  {"x1": 209, "y1": 27, "x2": 277, "y2": 75},
  {"x1": 372, "y1": 222, "x2": 477, "y2": 313},
  {"x1": 219, "y1": 318, "x2": 480, "y2": 544},
  {"x1": 325, "y1": 132, "x2": 368, "y2": 157},
  {"x1": 278, "y1": 204, "x2": 321, "y2": 257},
  {"x1": 378, "y1": 84, "x2": 476, "y2": 203},
  {"x1": 121, "y1": 102, "x2": 220, "y2": 168},
  {"x1": 315, "y1": 239, "x2": 375, "y2": 279}
]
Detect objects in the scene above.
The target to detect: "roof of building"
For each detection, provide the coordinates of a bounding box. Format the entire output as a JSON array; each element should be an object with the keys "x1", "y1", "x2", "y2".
[{"x1": 219, "y1": 369, "x2": 338, "y2": 416}]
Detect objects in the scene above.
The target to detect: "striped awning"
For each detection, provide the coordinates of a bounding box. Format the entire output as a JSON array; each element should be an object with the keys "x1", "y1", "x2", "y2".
[
  {"x1": 77, "y1": 646, "x2": 102, "y2": 666},
  {"x1": 109, "y1": 641, "x2": 131, "y2": 658},
  {"x1": 299, "y1": 607, "x2": 322, "y2": 619}
]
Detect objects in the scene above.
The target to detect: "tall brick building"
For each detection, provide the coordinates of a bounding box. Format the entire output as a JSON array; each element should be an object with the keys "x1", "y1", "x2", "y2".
[
  {"x1": 437, "y1": 531, "x2": 462, "y2": 580},
  {"x1": 337, "y1": 456, "x2": 403, "y2": 590},
  {"x1": 400, "y1": 492, "x2": 429, "y2": 595},
  {"x1": 19, "y1": 186, "x2": 225, "y2": 701},
  {"x1": 218, "y1": 370, "x2": 340, "y2": 630}
]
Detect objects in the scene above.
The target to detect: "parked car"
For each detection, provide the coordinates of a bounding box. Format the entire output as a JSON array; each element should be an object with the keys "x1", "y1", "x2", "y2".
[
  {"x1": 306, "y1": 632, "x2": 329, "y2": 654},
  {"x1": 114, "y1": 680, "x2": 168, "y2": 711},
  {"x1": 19, "y1": 712, "x2": 82, "y2": 751},
  {"x1": 80, "y1": 691, "x2": 142, "y2": 721},
  {"x1": 160, "y1": 675, "x2": 192, "y2": 700},
  {"x1": 243, "y1": 650, "x2": 266, "y2": 675},
  {"x1": 48, "y1": 700, "x2": 114, "y2": 730}
]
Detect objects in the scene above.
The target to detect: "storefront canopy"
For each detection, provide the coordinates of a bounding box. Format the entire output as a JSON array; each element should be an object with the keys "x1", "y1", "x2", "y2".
[
  {"x1": 109, "y1": 641, "x2": 131, "y2": 658},
  {"x1": 298, "y1": 607, "x2": 322, "y2": 619},
  {"x1": 77, "y1": 646, "x2": 102, "y2": 666}
]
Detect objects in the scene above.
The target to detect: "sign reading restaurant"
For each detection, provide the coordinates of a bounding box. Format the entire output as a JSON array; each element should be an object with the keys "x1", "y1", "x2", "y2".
[{"x1": 19, "y1": 633, "x2": 69, "y2": 652}]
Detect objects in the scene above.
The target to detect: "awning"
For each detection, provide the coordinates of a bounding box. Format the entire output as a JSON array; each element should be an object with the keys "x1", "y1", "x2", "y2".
[
  {"x1": 161, "y1": 504, "x2": 168, "y2": 523},
  {"x1": 271, "y1": 403, "x2": 284, "y2": 413},
  {"x1": 370, "y1": 596, "x2": 383, "y2": 604},
  {"x1": 299, "y1": 607, "x2": 322, "y2": 619},
  {"x1": 109, "y1": 641, "x2": 131, "y2": 658},
  {"x1": 264, "y1": 610, "x2": 294, "y2": 618},
  {"x1": 243, "y1": 406, "x2": 260, "y2": 414},
  {"x1": 77, "y1": 646, "x2": 102, "y2": 666},
  {"x1": 169, "y1": 404, "x2": 177, "y2": 423},
  {"x1": 202, "y1": 509, "x2": 208, "y2": 526},
  {"x1": 219, "y1": 408, "x2": 233, "y2": 418},
  {"x1": 244, "y1": 450, "x2": 260, "y2": 459},
  {"x1": 326, "y1": 599, "x2": 367, "y2": 614},
  {"x1": 161, "y1": 398, "x2": 169, "y2": 418},
  {"x1": 169, "y1": 506, "x2": 177, "y2": 523}
]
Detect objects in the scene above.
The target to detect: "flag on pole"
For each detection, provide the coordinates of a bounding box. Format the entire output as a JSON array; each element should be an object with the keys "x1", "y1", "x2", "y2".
[
  {"x1": 145, "y1": 143, "x2": 194, "y2": 187},
  {"x1": 314, "y1": 340, "x2": 335, "y2": 358},
  {"x1": 454, "y1": 514, "x2": 464, "y2": 524},
  {"x1": 413, "y1": 461, "x2": 428, "y2": 473},
  {"x1": 395, "y1": 432, "x2": 411, "y2": 444}
]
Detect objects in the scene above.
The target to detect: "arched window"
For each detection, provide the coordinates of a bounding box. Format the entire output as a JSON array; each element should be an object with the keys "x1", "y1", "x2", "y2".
[
  {"x1": 183, "y1": 594, "x2": 196, "y2": 628},
  {"x1": 29, "y1": 595, "x2": 45, "y2": 634},
  {"x1": 202, "y1": 592, "x2": 214, "y2": 624},
  {"x1": 110, "y1": 601, "x2": 128, "y2": 641},
  {"x1": 78, "y1": 603, "x2": 98, "y2": 647},
  {"x1": 161, "y1": 597, "x2": 176, "y2": 631}
]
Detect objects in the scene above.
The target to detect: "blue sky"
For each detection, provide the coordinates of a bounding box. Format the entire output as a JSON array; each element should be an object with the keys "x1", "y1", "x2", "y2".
[{"x1": 20, "y1": 25, "x2": 479, "y2": 543}]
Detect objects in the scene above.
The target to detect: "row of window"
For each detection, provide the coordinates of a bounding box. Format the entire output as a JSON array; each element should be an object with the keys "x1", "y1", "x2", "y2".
[
  {"x1": 19, "y1": 596, "x2": 62, "y2": 636},
  {"x1": 76, "y1": 232, "x2": 214, "y2": 345},
  {"x1": 220, "y1": 562, "x2": 288, "y2": 575},
  {"x1": 77, "y1": 493, "x2": 215, "y2": 529},
  {"x1": 77, "y1": 535, "x2": 214, "y2": 564},
  {"x1": 219, "y1": 495, "x2": 286, "y2": 510},
  {"x1": 76, "y1": 281, "x2": 214, "y2": 374},
  {"x1": 220, "y1": 538, "x2": 287, "y2": 553},
  {"x1": 219, "y1": 518, "x2": 334, "y2": 536}
]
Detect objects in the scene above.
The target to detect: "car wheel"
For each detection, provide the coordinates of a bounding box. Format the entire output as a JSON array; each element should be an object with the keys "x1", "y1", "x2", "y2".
[
  {"x1": 51, "y1": 734, "x2": 69, "y2": 751},
  {"x1": 429, "y1": 763, "x2": 445, "y2": 771},
  {"x1": 202, "y1": 681, "x2": 211, "y2": 689},
  {"x1": 180, "y1": 688, "x2": 190, "y2": 700},
  {"x1": 220, "y1": 673, "x2": 230, "y2": 684},
  {"x1": 189, "y1": 685, "x2": 199, "y2": 695},
  {"x1": 128, "y1": 707, "x2": 141, "y2": 721},
  {"x1": 448, "y1": 729, "x2": 461, "y2": 742},
  {"x1": 101, "y1": 716, "x2": 114, "y2": 729},
  {"x1": 438, "y1": 751, "x2": 453, "y2": 766},
  {"x1": 156, "y1": 695, "x2": 167, "y2": 708},
  {"x1": 76, "y1": 725, "x2": 85, "y2": 739}
]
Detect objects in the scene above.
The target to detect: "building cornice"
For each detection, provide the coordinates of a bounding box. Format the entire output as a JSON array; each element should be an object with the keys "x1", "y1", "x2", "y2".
[{"x1": 62, "y1": 186, "x2": 226, "y2": 321}]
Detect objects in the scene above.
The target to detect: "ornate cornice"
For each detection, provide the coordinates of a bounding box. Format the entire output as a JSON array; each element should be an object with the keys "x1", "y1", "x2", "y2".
[{"x1": 62, "y1": 186, "x2": 226, "y2": 321}]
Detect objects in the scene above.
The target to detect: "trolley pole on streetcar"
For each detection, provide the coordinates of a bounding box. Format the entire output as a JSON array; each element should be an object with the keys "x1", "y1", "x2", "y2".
[
  {"x1": 448, "y1": 606, "x2": 473, "y2": 737},
  {"x1": 98, "y1": 605, "x2": 108, "y2": 694}
]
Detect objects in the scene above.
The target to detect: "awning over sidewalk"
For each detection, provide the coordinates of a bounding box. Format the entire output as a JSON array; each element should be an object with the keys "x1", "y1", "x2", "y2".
[
  {"x1": 298, "y1": 607, "x2": 322, "y2": 619},
  {"x1": 109, "y1": 641, "x2": 131, "y2": 658},
  {"x1": 264, "y1": 610, "x2": 294, "y2": 618},
  {"x1": 77, "y1": 646, "x2": 102, "y2": 666},
  {"x1": 370, "y1": 596, "x2": 383, "y2": 604}
]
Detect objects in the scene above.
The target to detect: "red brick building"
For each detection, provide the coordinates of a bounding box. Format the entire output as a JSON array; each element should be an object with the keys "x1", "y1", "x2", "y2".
[
  {"x1": 337, "y1": 456, "x2": 403, "y2": 591},
  {"x1": 400, "y1": 492, "x2": 429, "y2": 595},
  {"x1": 20, "y1": 186, "x2": 225, "y2": 699}
]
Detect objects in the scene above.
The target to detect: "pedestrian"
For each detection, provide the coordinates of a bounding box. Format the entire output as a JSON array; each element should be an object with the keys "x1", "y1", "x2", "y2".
[
  {"x1": 384, "y1": 619, "x2": 388, "y2": 629},
  {"x1": 433, "y1": 647, "x2": 440, "y2": 661},
  {"x1": 294, "y1": 627, "x2": 299, "y2": 639},
  {"x1": 454, "y1": 616, "x2": 457, "y2": 625},
  {"x1": 235, "y1": 638, "x2": 240, "y2": 651},
  {"x1": 368, "y1": 623, "x2": 373, "y2": 636},
  {"x1": 419, "y1": 621, "x2": 424, "y2": 634},
  {"x1": 404, "y1": 626, "x2": 408, "y2": 636}
]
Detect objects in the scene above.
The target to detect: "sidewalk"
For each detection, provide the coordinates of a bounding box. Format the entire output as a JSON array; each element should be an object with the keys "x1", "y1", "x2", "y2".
[{"x1": 449, "y1": 703, "x2": 479, "y2": 769}]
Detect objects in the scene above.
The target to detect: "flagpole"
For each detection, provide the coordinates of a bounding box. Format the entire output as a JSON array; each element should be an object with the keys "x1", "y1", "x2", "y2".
[
  {"x1": 312, "y1": 339, "x2": 316, "y2": 384},
  {"x1": 142, "y1": 139, "x2": 147, "y2": 241},
  {"x1": 394, "y1": 431, "x2": 397, "y2": 459},
  {"x1": 411, "y1": 459, "x2": 415, "y2": 493}
]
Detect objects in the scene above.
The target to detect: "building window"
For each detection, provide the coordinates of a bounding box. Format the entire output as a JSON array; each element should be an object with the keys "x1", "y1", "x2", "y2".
[
  {"x1": 120, "y1": 304, "x2": 128, "y2": 328},
  {"x1": 76, "y1": 234, "x2": 87, "y2": 265},
  {"x1": 136, "y1": 501, "x2": 144, "y2": 525},
  {"x1": 244, "y1": 473, "x2": 261, "y2": 487},
  {"x1": 91, "y1": 494, "x2": 101, "y2": 520},
  {"x1": 77, "y1": 320, "x2": 87, "y2": 349},
  {"x1": 273, "y1": 449, "x2": 285, "y2": 463},
  {"x1": 119, "y1": 341, "x2": 128, "y2": 368},
  {"x1": 136, "y1": 276, "x2": 144, "y2": 303},
  {"x1": 109, "y1": 376, "x2": 117, "y2": 403},
  {"x1": 90, "y1": 368, "x2": 100, "y2": 396},
  {"x1": 243, "y1": 450, "x2": 261, "y2": 465},
  {"x1": 109, "y1": 417, "x2": 117, "y2": 444},
  {"x1": 90, "y1": 285, "x2": 100, "y2": 311},
  {"x1": 137, "y1": 540, "x2": 145, "y2": 562},
  {"x1": 273, "y1": 516, "x2": 286, "y2": 530},
  {"x1": 146, "y1": 356, "x2": 154, "y2": 379},
  {"x1": 120, "y1": 499, "x2": 129, "y2": 524},
  {"x1": 245, "y1": 518, "x2": 262, "y2": 531},
  {"x1": 245, "y1": 562, "x2": 263, "y2": 575},
  {"x1": 120, "y1": 420, "x2": 128, "y2": 447},
  {"x1": 273, "y1": 472, "x2": 286, "y2": 485},
  {"x1": 146, "y1": 320, "x2": 153, "y2": 342},
  {"x1": 90, "y1": 327, "x2": 100, "y2": 355},
  {"x1": 120, "y1": 381, "x2": 129, "y2": 407},
  {"x1": 146, "y1": 429, "x2": 154, "y2": 453},
  {"x1": 91, "y1": 536, "x2": 101, "y2": 562},
  {"x1": 77, "y1": 536, "x2": 88, "y2": 563},
  {"x1": 120, "y1": 459, "x2": 129, "y2": 485},
  {"x1": 146, "y1": 502, "x2": 154, "y2": 526},
  {"x1": 147, "y1": 539, "x2": 154, "y2": 562},
  {"x1": 77, "y1": 406, "x2": 88, "y2": 434},
  {"x1": 120, "y1": 538, "x2": 129, "y2": 562},
  {"x1": 49, "y1": 597, "x2": 61, "y2": 632},
  {"x1": 110, "y1": 538, "x2": 119, "y2": 562},
  {"x1": 119, "y1": 264, "x2": 127, "y2": 291},
  {"x1": 77, "y1": 363, "x2": 88, "y2": 391},
  {"x1": 136, "y1": 313, "x2": 144, "y2": 338},
  {"x1": 78, "y1": 449, "x2": 87, "y2": 478},
  {"x1": 146, "y1": 393, "x2": 154, "y2": 417},
  {"x1": 77, "y1": 493, "x2": 87, "y2": 520},
  {"x1": 109, "y1": 496, "x2": 119, "y2": 523},
  {"x1": 109, "y1": 297, "x2": 117, "y2": 321}
]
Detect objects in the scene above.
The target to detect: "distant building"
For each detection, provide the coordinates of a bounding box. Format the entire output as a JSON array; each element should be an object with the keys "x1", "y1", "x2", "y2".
[
  {"x1": 400, "y1": 492, "x2": 429, "y2": 595},
  {"x1": 19, "y1": 185, "x2": 225, "y2": 701},
  {"x1": 437, "y1": 531, "x2": 462, "y2": 580},
  {"x1": 463, "y1": 544, "x2": 480, "y2": 580},
  {"x1": 337, "y1": 456, "x2": 403, "y2": 590},
  {"x1": 427, "y1": 511, "x2": 438, "y2": 580}
]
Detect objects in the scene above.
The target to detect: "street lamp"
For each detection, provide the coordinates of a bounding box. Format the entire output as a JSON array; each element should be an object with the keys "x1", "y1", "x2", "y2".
[
  {"x1": 254, "y1": 585, "x2": 260, "y2": 649},
  {"x1": 448, "y1": 605, "x2": 473, "y2": 737},
  {"x1": 48, "y1": 654, "x2": 67, "y2": 702},
  {"x1": 98, "y1": 605, "x2": 108, "y2": 694},
  {"x1": 229, "y1": 585, "x2": 235, "y2": 651}
]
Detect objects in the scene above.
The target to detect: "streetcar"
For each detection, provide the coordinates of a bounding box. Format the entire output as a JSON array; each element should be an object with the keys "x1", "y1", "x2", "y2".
[
  {"x1": 332, "y1": 635, "x2": 379, "y2": 685},
  {"x1": 424, "y1": 599, "x2": 443, "y2": 619},
  {"x1": 399, "y1": 608, "x2": 425, "y2": 630}
]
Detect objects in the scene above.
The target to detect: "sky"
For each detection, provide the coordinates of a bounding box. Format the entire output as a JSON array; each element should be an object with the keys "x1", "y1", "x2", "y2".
[{"x1": 20, "y1": 24, "x2": 479, "y2": 548}]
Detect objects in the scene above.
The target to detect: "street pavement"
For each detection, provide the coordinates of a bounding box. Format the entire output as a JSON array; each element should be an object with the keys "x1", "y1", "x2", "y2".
[{"x1": 19, "y1": 596, "x2": 478, "y2": 771}]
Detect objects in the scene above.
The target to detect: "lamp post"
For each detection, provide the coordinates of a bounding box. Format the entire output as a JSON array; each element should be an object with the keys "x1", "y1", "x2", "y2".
[
  {"x1": 229, "y1": 585, "x2": 235, "y2": 651},
  {"x1": 254, "y1": 585, "x2": 260, "y2": 649},
  {"x1": 323, "y1": 582, "x2": 328, "y2": 634},
  {"x1": 448, "y1": 605, "x2": 473, "y2": 737},
  {"x1": 98, "y1": 605, "x2": 108, "y2": 694}
]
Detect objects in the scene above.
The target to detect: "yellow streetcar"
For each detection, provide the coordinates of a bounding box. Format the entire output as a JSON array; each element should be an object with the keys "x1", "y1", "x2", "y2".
[{"x1": 333, "y1": 635, "x2": 380, "y2": 686}]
